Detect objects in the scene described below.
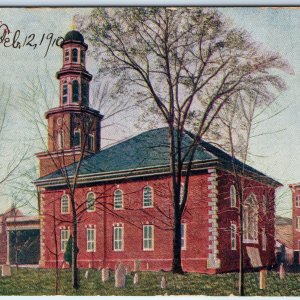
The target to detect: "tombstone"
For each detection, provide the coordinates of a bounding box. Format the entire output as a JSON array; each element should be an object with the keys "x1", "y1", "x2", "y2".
[
  {"x1": 2, "y1": 265, "x2": 11, "y2": 277},
  {"x1": 102, "y1": 268, "x2": 109, "y2": 282},
  {"x1": 134, "y1": 260, "x2": 140, "y2": 272},
  {"x1": 85, "y1": 270, "x2": 89, "y2": 279},
  {"x1": 161, "y1": 276, "x2": 167, "y2": 289},
  {"x1": 62, "y1": 261, "x2": 70, "y2": 269},
  {"x1": 115, "y1": 263, "x2": 126, "y2": 288},
  {"x1": 133, "y1": 273, "x2": 139, "y2": 285},
  {"x1": 259, "y1": 269, "x2": 267, "y2": 289},
  {"x1": 125, "y1": 265, "x2": 131, "y2": 276},
  {"x1": 279, "y1": 263, "x2": 286, "y2": 280}
]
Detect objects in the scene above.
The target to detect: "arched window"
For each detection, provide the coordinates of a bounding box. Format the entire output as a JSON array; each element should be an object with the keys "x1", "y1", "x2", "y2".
[
  {"x1": 114, "y1": 189, "x2": 123, "y2": 209},
  {"x1": 88, "y1": 134, "x2": 94, "y2": 151},
  {"x1": 57, "y1": 130, "x2": 64, "y2": 150},
  {"x1": 62, "y1": 83, "x2": 68, "y2": 104},
  {"x1": 61, "y1": 194, "x2": 70, "y2": 213},
  {"x1": 64, "y1": 49, "x2": 69, "y2": 62},
  {"x1": 230, "y1": 185, "x2": 237, "y2": 208},
  {"x1": 81, "y1": 82, "x2": 88, "y2": 106},
  {"x1": 73, "y1": 129, "x2": 81, "y2": 147},
  {"x1": 87, "y1": 192, "x2": 95, "y2": 212},
  {"x1": 80, "y1": 49, "x2": 85, "y2": 65},
  {"x1": 243, "y1": 194, "x2": 258, "y2": 242},
  {"x1": 72, "y1": 80, "x2": 79, "y2": 102},
  {"x1": 72, "y1": 48, "x2": 78, "y2": 63},
  {"x1": 143, "y1": 186, "x2": 153, "y2": 207}
]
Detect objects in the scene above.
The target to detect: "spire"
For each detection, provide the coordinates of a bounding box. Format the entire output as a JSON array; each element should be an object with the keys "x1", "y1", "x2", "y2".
[{"x1": 71, "y1": 16, "x2": 76, "y2": 30}]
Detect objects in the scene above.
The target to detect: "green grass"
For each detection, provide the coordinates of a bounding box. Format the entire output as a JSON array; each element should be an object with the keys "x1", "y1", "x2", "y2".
[{"x1": 0, "y1": 268, "x2": 300, "y2": 296}]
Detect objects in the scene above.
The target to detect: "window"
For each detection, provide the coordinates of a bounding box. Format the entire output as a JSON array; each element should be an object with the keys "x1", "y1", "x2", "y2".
[
  {"x1": 181, "y1": 223, "x2": 186, "y2": 250},
  {"x1": 80, "y1": 49, "x2": 85, "y2": 65},
  {"x1": 296, "y1": 217, "x2": 300, "y2": 230},
  {"x1": 87, "y1": 192, "x2": 95, "y2": 212},
  {"x1": 143, "y1": 225, "x2": 154, "y2": 250},
  {"x1": 62, "y1": 83, "x2": 68, "y2": 103},
  {"x1": 57, "y1": 130, "x2": 64, "y2": 150},
  {"x1": 296, "y1": 195, "x2": 300, "y2": 208},
  {"x1": 81, "y1": 82, "x2": 88, "y2": 106},
  {"x1": 262, "y1": 195, "x2": 267, "y2": 214},
  {"x1": 61, "y1": 194, "x2": 69, "y2": 214},
  {"x1": 231, "y1": 223, "x2": 237, "y2": 250},
  {"x1": 72, "y1": 48, "x2": 78, "y2": 63},
  {"x1": 143, "y1": 186, "x2": 153, "y2": 207},
  {"x1": 243, "y1": 194, "x2": 258, "y2": 242},
  {"x1": 72, "y1": 80, "x2": 79, "y2": 102},
  {"x1": 262, "y1": 227, "x2": 267, "y2": 251},
  {"x1": 65, "y1": 49, "x2": 69, "y2": 62},
  {"x1": 73, "y1": 129, "x2": 81, "y2": 147},
  {"x1": 87, "y1": 228, "x2": 96, "y2": 252},
  {"x1": 88, "y1": 134, "x2": 94, "y2": 151},
  {"x1": 230, "y1": 185, "x2": 237, "y2": 208},
  {"x1": 179, "y1": 183, "x2": 185, "y2": 205},
  {"x1": 113, "y1": 226, "x2": 123, "y2": 251},
  {"x1": 114, "y1": 189, "x2": 123, "y2": 209},
  {"x1": 61, "y1": 229, "x2": 70, "y2": 252}
]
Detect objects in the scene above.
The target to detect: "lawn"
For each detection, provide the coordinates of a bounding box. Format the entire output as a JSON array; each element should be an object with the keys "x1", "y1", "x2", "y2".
[{"x1": 0, "y1": 268, "x2": 300, "y2": 296}]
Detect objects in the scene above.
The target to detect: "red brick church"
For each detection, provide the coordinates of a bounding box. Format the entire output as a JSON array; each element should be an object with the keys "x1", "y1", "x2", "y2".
[{"x1": 34, "y1": 30, "x2": 281, "y2": 274}]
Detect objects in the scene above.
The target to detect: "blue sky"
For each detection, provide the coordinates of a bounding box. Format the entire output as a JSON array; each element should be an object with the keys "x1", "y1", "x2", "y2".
[{"x1": 0, "y1": 7, "x2": 297, "y2": 217}]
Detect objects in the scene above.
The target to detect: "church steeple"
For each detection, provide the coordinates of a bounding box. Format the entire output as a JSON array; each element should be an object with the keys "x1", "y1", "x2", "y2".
[
  {"x1": 56, "y1": 30, "x2": 92, "y2": 107},
  {"x1": 36, "y1": 30, "x2": 103, "y2": 178}
]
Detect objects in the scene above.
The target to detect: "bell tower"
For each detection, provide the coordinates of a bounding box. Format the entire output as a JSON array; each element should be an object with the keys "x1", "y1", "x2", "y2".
[{"x1": 36, "y1": 30, "x2": 103, "y2": 177}]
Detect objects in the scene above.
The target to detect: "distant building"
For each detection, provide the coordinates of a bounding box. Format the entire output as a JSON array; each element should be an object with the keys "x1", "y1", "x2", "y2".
[
  {"x1": 0, "y1": 207, "x2": 40, "y2": 265},
  {"x1": 34, "y1": 30, "x2": 281, "y2": 274}
]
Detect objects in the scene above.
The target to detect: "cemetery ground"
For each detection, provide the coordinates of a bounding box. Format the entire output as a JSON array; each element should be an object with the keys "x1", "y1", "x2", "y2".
[{"x1": 1, "y1": 268, "x2": 300, "y2": 295}]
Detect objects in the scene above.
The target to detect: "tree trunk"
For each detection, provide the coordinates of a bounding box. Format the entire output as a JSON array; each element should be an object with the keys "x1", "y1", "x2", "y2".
[
  {"x1": 72, "y1": 202, "x2": 79, "y2": 289},
  {"x1": 172, "y1": 205, "x2": 183, "y2": 274},
  {"x1": 238, "y1": 186, "x2": 244, "y2": 296}
]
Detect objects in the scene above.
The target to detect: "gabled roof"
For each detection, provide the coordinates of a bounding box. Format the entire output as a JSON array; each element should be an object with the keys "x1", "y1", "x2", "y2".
[{"x1": 34, "y1": 127, "x2": 281, "y2": 188}]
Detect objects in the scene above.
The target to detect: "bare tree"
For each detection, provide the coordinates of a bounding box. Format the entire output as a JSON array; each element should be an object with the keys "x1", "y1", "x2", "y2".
[{"x1": 82, "y1": 7, "x2": 289, "y2": 273}]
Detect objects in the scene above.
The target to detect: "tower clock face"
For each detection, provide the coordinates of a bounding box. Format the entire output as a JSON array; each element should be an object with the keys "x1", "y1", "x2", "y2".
[{"x1": 57, "y1": 117, "x2": 63, "y2": 126}]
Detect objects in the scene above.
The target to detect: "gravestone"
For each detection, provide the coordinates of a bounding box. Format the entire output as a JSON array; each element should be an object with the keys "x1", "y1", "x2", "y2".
[
  {"x1": 102, "y1": 268, "x2": 109, "y2": 282},
  {"x1": 161, "y1": 276, "x2": 167, "y2": 289},
  {"x1": 134, "y1": 260, "x2": 140, "y2": 272},
  {"x1": 85, "y1": 270, "x2": 89, "y2": 279},
  {"x1": 279, "y1": 263, "x2": 285, "y2": 280},
  {"x1": 115, "y1": 263, "x2": 126, "y2": 288},
  {"x1": 125, "y1": 265, "x2": 131, "y2": 276},
  {"x1": 133, "y1": 273, "x2": 139, "y2": 285},
  {"x1": 2, "y1": 265, "x2": 11, "y2": 277},
  {"x1": 259, "y1": 269, "x2": 267, "y2": 289}
]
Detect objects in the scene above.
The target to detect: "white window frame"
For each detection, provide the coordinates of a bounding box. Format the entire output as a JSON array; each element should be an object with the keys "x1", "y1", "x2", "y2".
[
  {"x1": 87, "y1": 228, "x2": 96, "y2": 252},
  {"x1": 262, "y1": 227, "x2": 267, "y2": 251},
  {"x1": 61, "y1": 229, "x2": 70, "y2": 252},
  {"x1": 88, "y1": 133, "x2": 95, "y2": 151},
  {"x1": 296, "y1": 195, "x2": 300, "y2": 208},
  {"x1": 231, "y1": 223, "x2": 237, "y2": 250},
  {"x1": 61, "y1": 194, "x2": 70, "y2": 214},
  {"x1": 230, "y1": 185, "x2": 237, "y2": 208},
  {"x1": 143, "y1": 225, "x2": 154, "y2": 251},
  {"x1": 181, "y1": 223, "x2": 186, "y2": 250},
  {"x1": 57, "y1": 129, "x2": 64, "y2": 150},
  {"x1": 113, "y1": 226, "x2": 124, "y2": 251},
  {"x1": 296, "y1": 216, "x2": 300, "y2": 231},
  {"x1": 114, "y1": 189, "x2": 123, "y2": 210},
  {"x1": 243, "y1": 193, "x2": 258, "y2": 243},
  {"x1": 143, "y1": 186, "x2": 153, "y2": 208},
  {"x1": 64, "y1": 49, "x2": 69, "y2": 62},
  {"x1": 86, "y1": 192, "x2": 96, "y2": 212}
]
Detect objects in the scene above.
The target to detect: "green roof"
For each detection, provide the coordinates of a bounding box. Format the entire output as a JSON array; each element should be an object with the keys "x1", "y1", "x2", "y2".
[{"x1": 34, "y1": 127, "x2": 281, "y2": 187}]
